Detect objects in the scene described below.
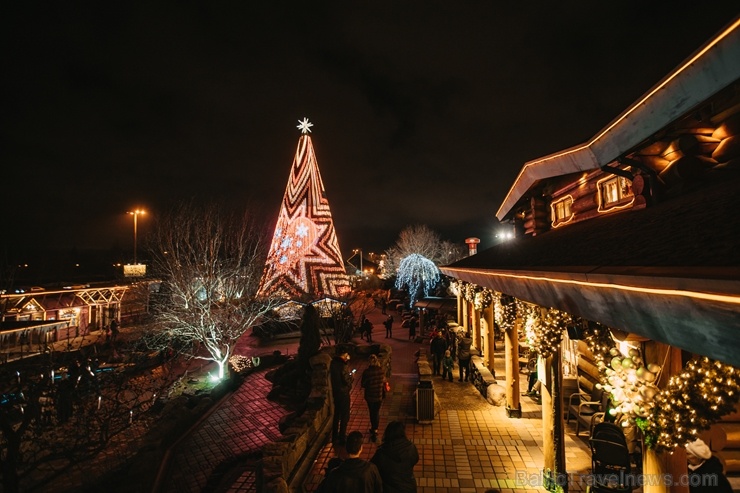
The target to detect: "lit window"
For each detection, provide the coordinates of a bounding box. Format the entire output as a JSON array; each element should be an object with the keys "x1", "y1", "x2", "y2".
[
  {"x1": 598, "y1": 176, "x2": 633, "y2": 210},
  {"x1": 551, "y1": 196, "x2": 574, "y2": 227}
]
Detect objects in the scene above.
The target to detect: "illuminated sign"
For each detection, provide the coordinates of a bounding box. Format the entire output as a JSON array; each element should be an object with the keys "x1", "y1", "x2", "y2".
[{"x1": 124, "y1": 264, "x2": 147, "y2": 277}]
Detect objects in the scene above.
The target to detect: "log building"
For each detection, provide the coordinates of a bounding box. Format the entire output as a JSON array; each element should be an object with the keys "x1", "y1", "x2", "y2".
[{"x1": 441, "y1": 17, "x2": 740, "y2": 493}]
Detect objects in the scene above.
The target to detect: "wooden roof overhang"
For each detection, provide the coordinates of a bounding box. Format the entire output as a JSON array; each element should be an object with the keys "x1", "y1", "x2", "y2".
[
  {"x1": 496, "y1": 17, "x2": 740, "y2": 221},
  {"x1": 442, "y1": 265, "x2": 740, "y2": 367}
]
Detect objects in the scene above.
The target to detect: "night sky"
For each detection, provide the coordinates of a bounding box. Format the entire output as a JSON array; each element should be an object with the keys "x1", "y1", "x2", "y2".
[{"x1": 3, "y1": 3, "x2": 739, "y2": 261}]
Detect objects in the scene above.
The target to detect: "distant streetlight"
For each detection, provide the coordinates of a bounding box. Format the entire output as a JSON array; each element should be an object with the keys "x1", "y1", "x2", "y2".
[
  {"x1": 127, "y1": 209, "x2": 146, "y2": 264},
  {"x1": 356, "y1": 249, "x2": 363, "y2": 275}
]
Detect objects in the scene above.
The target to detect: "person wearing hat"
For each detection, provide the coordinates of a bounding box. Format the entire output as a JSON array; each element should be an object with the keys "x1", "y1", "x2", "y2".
[
  {"x1": 685, "y1": 438, "x2": 733, "y2": 493},
  {"x1": 330, "y1": 351, "x2": 354, "y2": 445}
]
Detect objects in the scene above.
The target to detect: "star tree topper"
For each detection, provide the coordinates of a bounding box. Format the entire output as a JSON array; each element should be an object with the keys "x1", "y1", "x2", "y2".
[{"x1": 297, "y1": 117, "x2": 313, "y2": 134}]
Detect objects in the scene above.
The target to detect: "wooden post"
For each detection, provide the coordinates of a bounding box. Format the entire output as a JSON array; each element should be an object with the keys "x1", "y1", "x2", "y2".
[
  {"x1": 485, "y1": 304, "x2": 495, "y2": 375},
  {"x1": 456, "y1": 292, "x2": 463, "y2": 326},
  {"x1": 505, "y1": 313, "x2": 521, "y2": 418},
  {"x1": 542, "y1": 346, "x2": 567, "y2": 492},
  {"x1": 473, "y1": 308, "x2": 482, "y2": 354},
  {"x1": 462, "y1": 299, "x2": 469, "y2": 333},
  {"x1": 642, "y1": 343, "x2": 688, "y2": 493},
  {"x1": 666, "y1": 346, "x2": 689, "y2": 493}
]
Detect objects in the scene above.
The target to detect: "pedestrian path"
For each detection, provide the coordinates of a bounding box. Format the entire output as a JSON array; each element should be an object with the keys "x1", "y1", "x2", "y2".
[
  {"x1": 154, "y1": 305, "x2": 592, "y2": 493},
  {"x1": 301, "y1": 306, "x2": 593, "y2": 493}
]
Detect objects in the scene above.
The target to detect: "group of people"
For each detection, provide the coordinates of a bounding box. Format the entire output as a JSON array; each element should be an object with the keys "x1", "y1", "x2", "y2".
[
  {"x1": 429, "y1": 329, "x2": 473, "y2": 382},
  {"x1": 326, "y1": 349, "x2": 419, "y2": 492},
  {"x1": 360, "y1": 315, "x2": 397, "y2": 342},
  {"x1": 316, "y1": 421, "x2": 419, "y2": 493}
]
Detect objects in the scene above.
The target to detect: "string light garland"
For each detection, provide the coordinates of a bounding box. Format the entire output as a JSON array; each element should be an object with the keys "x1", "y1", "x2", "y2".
[
  {"x1": 522, "y1": 304, "x2": 571, "y2": 359},
  {"x1": 494, "y1": 292, "x2": 517, "y2": 331},
  {"x1": 643, "y1": 356, "x2": 740, "y2": 452},
  {"x1": 454, "y1": 280, "x2": 493, "y2": 310},
  {"x1": 474, "y1": 287, "x2": 494, "y2": 311},
  {"x1": 581, "y1": 321, "x2": 616, "y2": 368},
  {"x1": 229, "y1": 355, "x2": 261, "y2": 374}
]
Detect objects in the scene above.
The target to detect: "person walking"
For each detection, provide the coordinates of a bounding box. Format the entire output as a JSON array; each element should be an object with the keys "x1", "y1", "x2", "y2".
[
  {"x1": 430, "y1": 331, "x2": 447, "y2": 376},
  {"x1": 317, "y1": 431, "x2": 383, "y2": 493},
  {"x1": 371, "y1": 420, "x2": 419, "y2": 493},
  {"x1": 441, "y1": 349, "x2": 455, "y2": 382},
  {"x1": 457, "y1": 332, "x2": 473, "y2": 382},
  {"x1": 408, "y1": 316, "x2": 418, "y2": 341},
  {"x1": 329, "y1": 351, "x2": 354, "y2": 445},
  {"x1": 361, "y1": 354, "x2": 386, "y2": 442},
  {"x1": 384, "y1": 315, "x2": 394, "y2": 338},
  {"x1": 361, "y1": 317, "x2": 373, "y2": 342},
  {"x1": 109, "y1": 318, "x2": 119, "y2": 342}
]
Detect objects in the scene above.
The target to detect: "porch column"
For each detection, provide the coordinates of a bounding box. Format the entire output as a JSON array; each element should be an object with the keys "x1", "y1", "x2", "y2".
[
  {"x1": 456, "y1": 291, "x2": 463, "y2": 326},
  {"x1": 485, "y1": 303, "x2": 495, "y2": 374},
  {"x1": 473, "y1": 308, "x2": 482, "y2": 354},
  {"x1": 462, "y1": 299, "x2": 470, "y2": 333},
  {"x1": 505, "y1": 311, "x2": 521, "y2": 418},
  {"x1": 642, "y1": 343, "x2": 688, "y2": 493},
  {"x1": 542, "y1": 345, "x2": 567, "y2": 492}
]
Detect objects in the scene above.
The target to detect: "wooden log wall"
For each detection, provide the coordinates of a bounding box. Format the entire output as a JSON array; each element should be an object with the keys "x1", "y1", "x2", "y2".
[
  {"x1": 520, "y1": 105, "x2": 740, "y2": 238},
  {"x1": 712, "y1": 111, "x2": 740, "y2": 170},
  {"x1": 704, "y1": 401, "x2": 740, "y2": 477},
  {"x1": 574, "y1": 340, "x2": 600, "y2": 394},
  {"x1": 523, "y1": 196, "x2": 549, "y2": 236},
  {"x1": 643, "y1": 110, "x2": 740, "y2": 186}
]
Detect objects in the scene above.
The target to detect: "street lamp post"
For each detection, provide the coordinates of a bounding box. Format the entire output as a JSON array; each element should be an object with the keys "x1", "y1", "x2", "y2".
[
  {"x1": 352, "y1": 248, "x2": 363, "y2": 276},
  {"x1": 127, "y1": 209, "x2": 146, "y2": 264}
]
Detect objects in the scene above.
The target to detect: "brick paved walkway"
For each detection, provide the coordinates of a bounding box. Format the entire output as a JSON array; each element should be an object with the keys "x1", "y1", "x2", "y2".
[
  {"x1": 300, "y1": 306, "x2": 592, "y2": 493},
  {"x1": 156, "y1": 305, "x2": 592, "y2": 493}
]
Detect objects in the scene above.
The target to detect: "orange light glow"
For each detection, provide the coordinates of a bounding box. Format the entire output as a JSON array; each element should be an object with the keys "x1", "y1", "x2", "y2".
[
  {"x1": 550, "y1": 194, "x2": 574, "y2": 228},
  {"x1": 498, "y1": 18, "x2": 740, "y2": 218},
  {"x1": 445, "y1": 268, "x2": 740, "y2": 306},
  {"x1": 596, "y1": 175, "x2": 635, "y2": 213}
]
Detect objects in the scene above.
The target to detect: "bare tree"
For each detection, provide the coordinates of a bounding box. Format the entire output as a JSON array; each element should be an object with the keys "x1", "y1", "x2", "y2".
[
  {"x1": 384, "y1": 225, "x2": 466, "y2": 275},
  {"x1": 438, "y1": 240, "x2": 466, "y2": 266},
  {"x1": 146, "y1": 202, "x2": 281, "y2": 380}
]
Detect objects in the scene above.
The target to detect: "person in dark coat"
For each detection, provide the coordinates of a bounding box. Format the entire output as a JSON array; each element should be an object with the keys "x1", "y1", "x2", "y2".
[
  {"x1": 361, "y1": 354, "x2": 386, "y2": 441},
  {"x1": 317, "y1": 431, "x2": 383, "y2": 493},
  {"x1": 408, "y1": 316, "x2": 418, "y2": 341},
  {"x1": 384, "y1": 315, "x2": 394, "y2": 338},
  {"x1": 371, "y1": 420, "x2": 419, "y2": 493},
  {"x1": 430, "y1": 331, "x2": 448, "y2": 376},
  {"x1": 361, "y1": 317, "x2": 374, "y2": 342},
  {"x1": 457, "y1": 332, "x2": 473, "y2": 382},
  {"x1": 686, "y1": 438, "x2": 733, "y2": 493},
  {"x1": 329, "y1": 351, "x2": 354, "y2": 445}
]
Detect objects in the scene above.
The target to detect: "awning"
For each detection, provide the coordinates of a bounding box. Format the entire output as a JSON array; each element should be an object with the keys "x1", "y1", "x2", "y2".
[{"x1": 414, "y1": 297, "x2": 457, "y2": 312}]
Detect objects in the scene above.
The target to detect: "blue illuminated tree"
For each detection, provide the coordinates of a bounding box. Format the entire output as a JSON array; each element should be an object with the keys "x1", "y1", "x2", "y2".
[{"x1": 394, "y1": 253, "x2": 440, "y2": 307}]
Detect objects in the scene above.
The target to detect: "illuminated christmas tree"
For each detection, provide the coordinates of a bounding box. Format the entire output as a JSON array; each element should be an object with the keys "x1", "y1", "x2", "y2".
[{"x1": 258, "y1": 119, "x2": 351, "y2": 299}]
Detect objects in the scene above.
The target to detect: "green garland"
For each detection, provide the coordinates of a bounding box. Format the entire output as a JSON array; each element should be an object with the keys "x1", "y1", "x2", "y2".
[{"x1": 645, "y1": 356, "x2": 740, "y2": 452}]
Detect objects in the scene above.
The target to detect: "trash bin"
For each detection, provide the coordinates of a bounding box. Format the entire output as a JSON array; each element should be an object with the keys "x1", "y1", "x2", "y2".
[{"x1": 416, "y1": 380, "x2": 435, "y2": 423}]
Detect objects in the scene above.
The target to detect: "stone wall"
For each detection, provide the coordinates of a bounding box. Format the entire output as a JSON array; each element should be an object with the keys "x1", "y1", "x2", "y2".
[{"x1": 261, "y1": 343, "x2": 392, "y2": 493}]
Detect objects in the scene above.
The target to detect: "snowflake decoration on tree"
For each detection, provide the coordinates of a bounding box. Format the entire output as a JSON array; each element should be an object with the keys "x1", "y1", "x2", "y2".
[
  {"x1": 297, "y1": 117, "x2": 313, "y2": 134},
  {"x1": 395, "y1": 253, "x2": 440, "y2": 307}
]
